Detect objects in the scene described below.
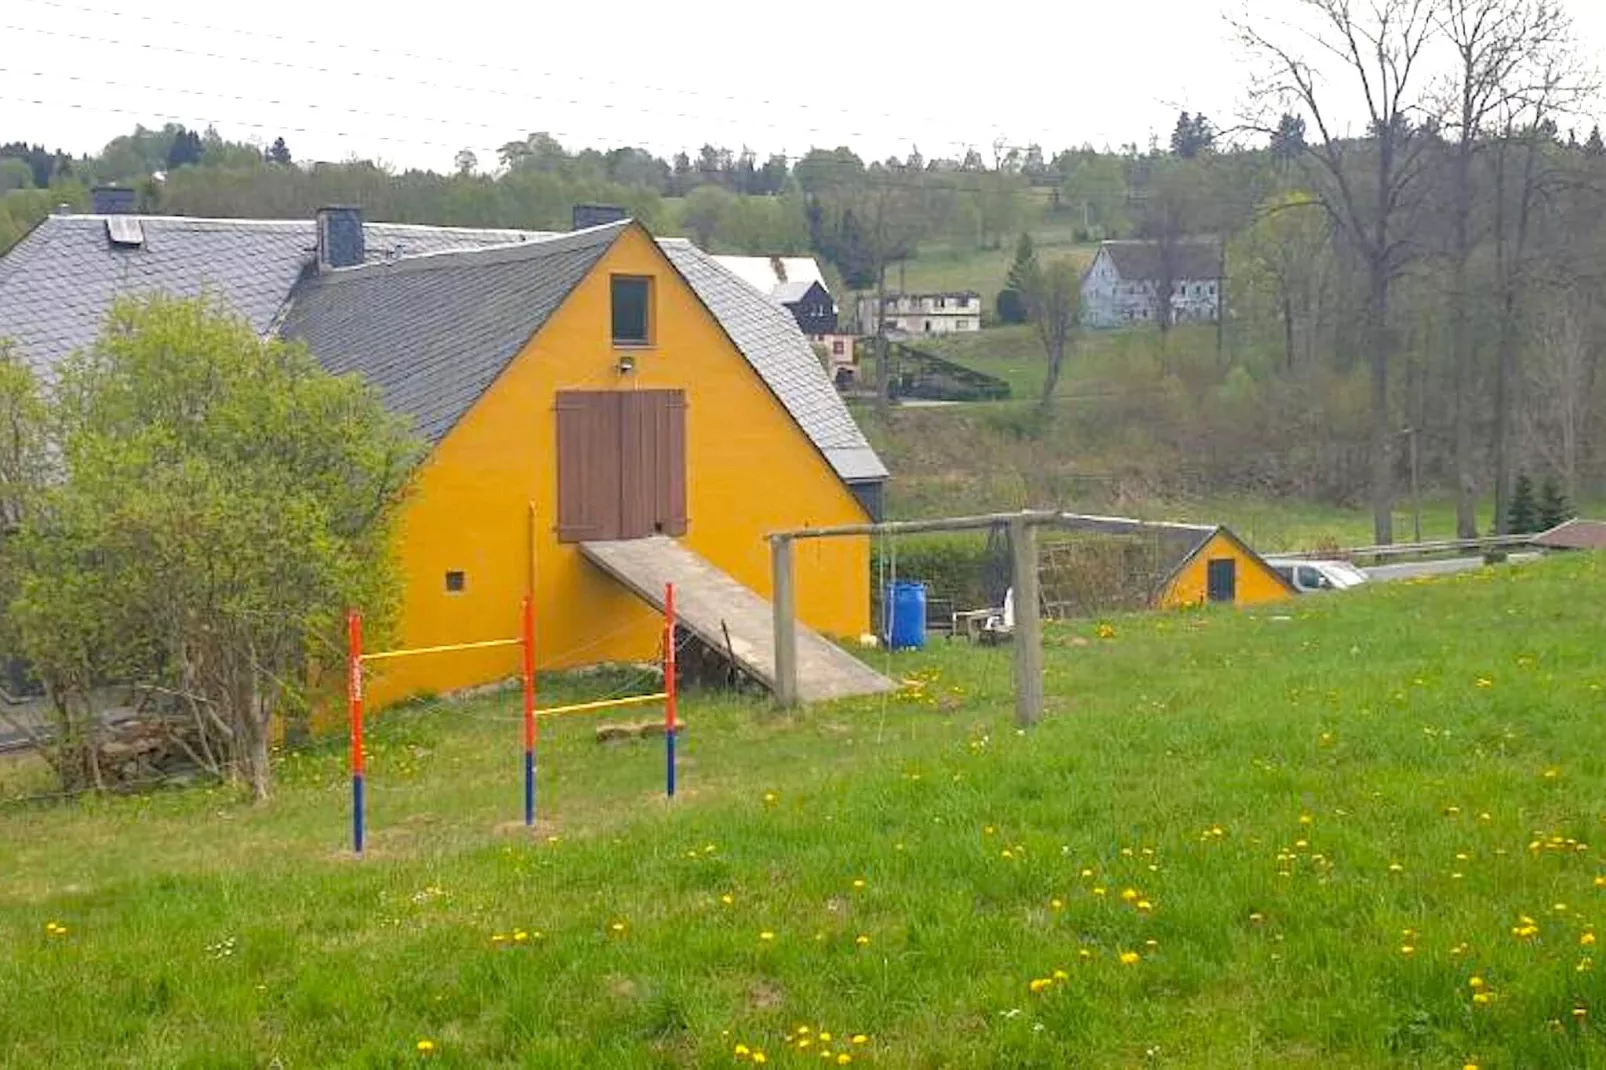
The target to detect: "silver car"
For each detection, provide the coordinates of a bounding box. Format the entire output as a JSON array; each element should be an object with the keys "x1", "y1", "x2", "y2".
[{"x1": 1267, "y1": 558, "x2": 1370, "y2": 593}]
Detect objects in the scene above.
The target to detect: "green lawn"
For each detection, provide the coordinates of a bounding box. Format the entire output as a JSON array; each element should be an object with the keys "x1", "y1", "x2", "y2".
[{"x1": 4, "y1": 557, "x2": 1605, "y2": 1066}]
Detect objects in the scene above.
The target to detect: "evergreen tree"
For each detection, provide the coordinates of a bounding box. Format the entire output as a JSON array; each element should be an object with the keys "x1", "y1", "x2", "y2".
[
  {"x1": 997, "y1": 231, "x2": 1039, "y2": 324},
  {"x1": 1270, "y1": 113, "x2": 1307, "y2": 166},
  {"x1": 1506, "y1": 473, "x2": 1539, "y2": 534},
  {"x1": 1538, "y1": 475, "x2": 1573, "y2": 530},
  {"x1": 1586, "y1": 125, "x2": 1605, "y2": 157},
  {"x1": 267, "y1": 137, "x2": 293, "y2": 166},
  {"x1": 164, "y1": 127, "x2": 202, "y2": 171}
]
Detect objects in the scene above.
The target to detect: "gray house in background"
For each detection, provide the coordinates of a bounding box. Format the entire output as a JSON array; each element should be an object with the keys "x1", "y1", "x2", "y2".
[{"x1": 1080, "y1": 239, "x2": 1222, "y2": 328}]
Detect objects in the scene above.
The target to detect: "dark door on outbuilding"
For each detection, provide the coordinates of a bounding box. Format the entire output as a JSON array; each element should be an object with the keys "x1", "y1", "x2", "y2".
[
  {"x1": 1206, "y1": 558, "x2": 1237, "y2": 603},
  {"x1": 556, "y1": 390, "x2": 686, "y2": 542}
]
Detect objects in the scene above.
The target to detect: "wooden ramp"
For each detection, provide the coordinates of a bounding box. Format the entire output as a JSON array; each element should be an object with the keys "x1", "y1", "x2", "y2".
[{"x1": 581, "y1": 536, "x2": 896, "y2": 703}]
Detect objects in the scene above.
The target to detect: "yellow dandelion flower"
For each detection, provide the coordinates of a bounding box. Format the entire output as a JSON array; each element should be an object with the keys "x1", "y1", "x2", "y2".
[
  {"x1": 852, "y1": 879, "x2": 866, "y2": 890},
  {"x1": 1119, "y1": 951, "x2": 1140, "y2": 965},
  {"x1": 1136, "y1": 900, "x2": 1153, "y2": 913},
  {"x1": 1464, "y1": 1063, "x2": 1480, "y2": 1070},
  {"x1": 759, "y1": 931, "x2": 775, "y2": 942},
  {"x1": 1053, "y1": 968, "x2": 1069, "y2": 980},
  {"x1": 837, "y1": 1055, "x2": 852, "y2": 1066},
  {"x1": 1579, "y1": 957, "x2": 1594, "y2": 972},
  {"x1": 735, "y1": 1043, "x2": 751, "y2": 1058},
  {"x1": 819, "y1": 1032, "x2": 832, "y2": 1042},
  {"x1": 797, "y1": 1038, "x2": 813, "y2": 1050},
  {"x1": 752, "y1": 1052, "x2": 768, "y2": 1065},
  {"x1": 1029, "y1": 977, "x2": 1053, "y2": 993},
  {"x1": 763, "y1": 792, "x2": 778, "y2": 805},
  {"x1": 1595, "y1": 875, "x2": 1606, "y2": 889},
  {"x1": 851, "y1": 1034, "x2": 868, "y2": 1045},
  {"x1": 1475, "y1": 677, "x2": 1493, "y2": 688},
  {"x1": 1080, "y1": 868, "x2": 1094, "y2": 878},
  {"x1": 1050, "y1": 898, "x2": 1064, "y2": 910},
  {"x1": 1121, "y1": 888, "x2": 1139, "y2": 902},
  {"x1": 1472, "y1": 992, "x2": 1493, "y2": 1005},
  {"x1": 1298, "y1": 814, "x2": 1313, "y2": 826},
  {"x1": 1388, "y1": 862, "x2": 1404, "y2": 873},
  {"x1": 1078, "y1": 947, "x2": 1094, "y2": 960},
  {"x1": 1582, "y1": 932, "x2": 1597, "y2": 947},
  {"x1": 721, "y1": 894, "x2": 734, "y2": 906},
  {"x1": 1572, "y1": 1006, "x2": 1588, "y2": 1020},
  {"x1": 1469, "y1": 976, "x2": 1486, "y2": 989},
  {"x1": 610, "y1": 921, "x2": 628, "y2": 934},
  {"x1": 1092, "y1": 886, "x2": 1107, "y2": 897},
  {"x1": 1400, "y1": 945, "x2": 1416, "y2": 956},
  {"x1": 513, "y1": 930, "x2": 529, "y2": 943},
  {"x1": 855, "y1": 934, "x2": 871, "y2": 946},
  {"x1": 1000, "y1": 849, "x2": 1015, "y2": 860},
  {"x1": 1249, "y1": 912, "x2": 1264, "y2": 924},
  {"x1": 491, "y1": 933, "x2": 507, "y2": 945},
  {"x1": 416, "y1": 1039, "x2": 436, "y2": 1054},
  {"x1": 1543, "y1": 767, "x2": 1560, "y2": 779}
]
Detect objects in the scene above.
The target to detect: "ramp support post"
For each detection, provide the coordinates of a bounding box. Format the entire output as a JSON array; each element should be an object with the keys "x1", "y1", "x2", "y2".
[
  {"x1": 1009, "y1": 515, "x2": 1043, "y2": 727},
  {"x1": 771, "y1": 535, "x2": 799, "y2": 708}
]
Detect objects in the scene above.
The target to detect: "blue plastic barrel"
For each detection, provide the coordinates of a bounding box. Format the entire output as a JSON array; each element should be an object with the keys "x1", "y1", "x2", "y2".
[{"x1": 882, "y1": 581, "x2": 928, "y2": 651}]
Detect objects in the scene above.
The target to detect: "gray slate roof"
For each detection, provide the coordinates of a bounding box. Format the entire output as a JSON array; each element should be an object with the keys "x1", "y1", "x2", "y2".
[
  {"x1": 0, "y1": 214, "x2": 553, "y2": 378},
  {"x1": 1100, "y1": 240, "x2": 1222, "y2": 283},
  {"x1": 660, "y1": 240, "x2": 885, "y2": 482},
  {"x1": 0, "y1": 213, "x2": 885, "y2": 485},
  {"x1": 281, "y1": 224, "x2": 622, "y2": 446}
]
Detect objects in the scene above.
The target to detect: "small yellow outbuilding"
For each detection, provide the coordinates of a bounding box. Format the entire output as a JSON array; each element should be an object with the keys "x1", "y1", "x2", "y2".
[{"x1": 1155, "y1": 526, "x2": 1295, "y2": 608}]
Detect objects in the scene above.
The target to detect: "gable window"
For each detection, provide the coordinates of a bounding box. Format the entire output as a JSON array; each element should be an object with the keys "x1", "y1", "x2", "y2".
[{"x1": 611, "y1": 275, "x2": 652, "y2": 346}]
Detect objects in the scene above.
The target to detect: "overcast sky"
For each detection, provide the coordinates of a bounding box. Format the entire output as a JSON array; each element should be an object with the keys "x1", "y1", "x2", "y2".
[{"x1": 4, "y1": 0, "x2": 1606, "y2": 172}]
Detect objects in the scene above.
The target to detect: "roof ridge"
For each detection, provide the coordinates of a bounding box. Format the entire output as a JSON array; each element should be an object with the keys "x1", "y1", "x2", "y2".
[{"x1": 311, "y1": 220, "x2": 630, "y2": 282}]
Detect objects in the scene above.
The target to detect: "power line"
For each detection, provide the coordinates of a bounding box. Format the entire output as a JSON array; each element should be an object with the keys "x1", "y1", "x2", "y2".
[
  {"x1": 0, "y1": 20, "x2": 987, "y2": 158},
  {"x1": 11, "y1": 0, "x2": 949, "y2": 139}
]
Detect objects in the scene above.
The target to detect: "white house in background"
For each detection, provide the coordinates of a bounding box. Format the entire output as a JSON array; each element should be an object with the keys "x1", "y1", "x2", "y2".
[
  {"x1": 1080, "y1": 240, "x2": 1222, "y2": 328},
  {"x1": 856, "y1": 292, "x2": 983, "y2": 336},
  {"x1": 713, "y1": 255, "x2": 858, "y2": 382}
]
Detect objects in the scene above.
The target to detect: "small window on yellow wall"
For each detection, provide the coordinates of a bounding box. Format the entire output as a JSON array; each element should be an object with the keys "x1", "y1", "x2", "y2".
[{"x1": 611, "y1": 275, "x2": 652, "y2": 345}]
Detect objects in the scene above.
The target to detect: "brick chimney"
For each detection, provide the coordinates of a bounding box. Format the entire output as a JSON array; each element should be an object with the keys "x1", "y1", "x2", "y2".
[
  {"x1": 572, "y1": 204, "x2": 627, "y2": 231},
  {"x1": 316, "y1": 206, "x2": 365, "y2": 270},
  {"x1": 91, "y1": 186, "x2": 136, "y2": 215}
]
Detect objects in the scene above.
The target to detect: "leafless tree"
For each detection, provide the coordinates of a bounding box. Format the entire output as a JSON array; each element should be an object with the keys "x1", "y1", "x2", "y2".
[
  {"x1": 1439, "y1": 0, "x2": 1572, "y2": 537},
  {"x1": 1487, "y1": 56, "x2": 1591, "y2": 529},
  {"x1": 1522, "y1": 285, "x2": 1597, "y2": 497},
  {"x1": 1236, "y1": 0, "x2": 1442, "y2": 544}
]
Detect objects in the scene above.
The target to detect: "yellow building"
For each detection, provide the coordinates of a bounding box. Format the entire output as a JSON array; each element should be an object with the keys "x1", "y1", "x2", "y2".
[
  {"x1": 285, "y1": 218, "x2": 887, "y2": 705},
  {"x1": 1041, "y1": 515, "x2": 1294, "y2": 614},
  {"x1": 1156, "y1": 526, "x2": 1295, "y2": 608}
]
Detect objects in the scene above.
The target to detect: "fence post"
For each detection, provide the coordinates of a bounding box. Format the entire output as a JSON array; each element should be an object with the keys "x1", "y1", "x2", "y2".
[
  {"x1": 771, "y1": 535, "x2": 798, "y2": 708},
  {"x1": 521, "y1": 594, "x2": 536, "y2": 827},
  {"x1": 347, "y1": 609, "x2": 366, "y2": 855},
  {"x1": 665, "y1": 582, "x2": 677, "y2": 798},
  {"x1": 1009, "y1": 515, "x2": 1044, "y2": 727}
]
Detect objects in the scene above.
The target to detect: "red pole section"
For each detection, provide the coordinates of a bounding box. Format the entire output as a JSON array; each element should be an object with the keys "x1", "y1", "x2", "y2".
[
  {"x1": 347, "y1": 609, "x2": 366, "y2": 855},
  {"x1": 522, "y1": 594, "x2": 537, "y2": 827},
  {"x1": 664, "y1": 582, "x2": 677, "y2": 799}
]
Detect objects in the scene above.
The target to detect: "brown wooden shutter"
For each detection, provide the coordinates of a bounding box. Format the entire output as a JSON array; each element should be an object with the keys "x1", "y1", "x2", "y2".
[
  {"x1": 619, "y1": 390, "x2": 687, "y2": 538},
  {"x1": 659, "y1": 391, "x2": 687, "y2": 535},
  {"x1": 556, "y1": 392, "x2": 623, "y2": 542}
]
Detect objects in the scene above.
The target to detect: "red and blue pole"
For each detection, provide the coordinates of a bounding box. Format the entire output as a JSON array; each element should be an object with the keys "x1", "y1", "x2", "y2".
[
  {"x1": 347, "y1": 609, "x2": 365, "y2": 856},
  {"x1": 664, "y1": 582, "x2": 677, "y2": 799},
  {"x1": 522, "y1": 594, "x2": 537, "y2": 827}
]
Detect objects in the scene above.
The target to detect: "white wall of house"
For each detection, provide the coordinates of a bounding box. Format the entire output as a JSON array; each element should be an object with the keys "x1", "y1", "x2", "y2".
[
  {"x1": 855, "y1": 294, "x2": 981, "y2": 335},
  {"x1": 1079, "y1": 247, "x2": 1221, "y2": 329}
]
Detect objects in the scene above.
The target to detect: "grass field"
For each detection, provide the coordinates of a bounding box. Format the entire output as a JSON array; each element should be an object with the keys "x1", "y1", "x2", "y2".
[{"x1": 3, "y1": 556, "x2": 1605, "y2": 1066}]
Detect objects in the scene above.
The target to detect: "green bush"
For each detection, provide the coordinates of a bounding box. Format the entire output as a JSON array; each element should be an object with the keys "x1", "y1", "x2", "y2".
[{"x1": 869, "y1": 534, "x2": 1003, "y2": 619}]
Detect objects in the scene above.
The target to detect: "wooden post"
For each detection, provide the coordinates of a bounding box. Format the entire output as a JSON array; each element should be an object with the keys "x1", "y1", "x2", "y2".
[
  {"x1": 771, "y1": 535, "x2": 798, "y2": 708},
  {"x1": 1009, "y1": 515, "x2": 1043, "y2": 727}
]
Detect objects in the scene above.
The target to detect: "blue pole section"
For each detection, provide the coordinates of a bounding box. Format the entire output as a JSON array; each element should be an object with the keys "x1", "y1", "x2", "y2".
[
  {"x1": 666, "y1": 729, "x2": 677, "y2": 798},
  {"x1": 524, "y1": 749, "x2": 536, "y2": 826},
  {"x1": 352, "y1": 774, "x2": 365, "y2": 855}
]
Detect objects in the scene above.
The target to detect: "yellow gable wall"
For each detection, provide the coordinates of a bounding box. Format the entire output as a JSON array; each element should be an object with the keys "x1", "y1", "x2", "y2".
[
  {"x1": 1159, "y1": 532, "x2": 1292, "y2": 609},
  {"x1": 366, "y1": 227, "x2": 871, "y2": 705}
]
